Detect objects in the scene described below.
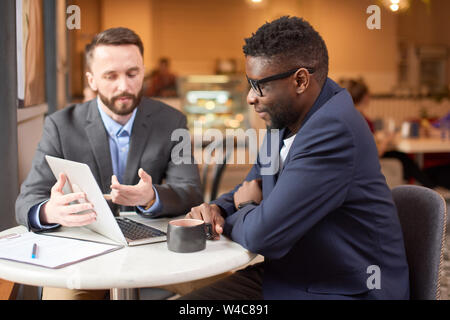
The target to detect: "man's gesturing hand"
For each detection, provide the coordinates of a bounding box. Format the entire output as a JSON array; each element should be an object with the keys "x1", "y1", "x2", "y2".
[
  {"x1": 110, "y1": 168, "x2": 155, "y2": 207},
  {"x1": 40, "y1": 173, "x2": 97, "y2": 227},
  {"x1": 186, "y1": 203, "x2": 225, "y2": 240}
]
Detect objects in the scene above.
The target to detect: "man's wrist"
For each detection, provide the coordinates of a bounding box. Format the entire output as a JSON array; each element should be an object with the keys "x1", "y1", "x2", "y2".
[
  {"x1": 237, "y1": 200, "x2": 258, "y2": 210},
  {"x1": 144, "y1": 198, "x2": 156, "y2": 210},
  {"x1": 142, "y1": 187, "x2": 158, "y2": 210},
  {"x1": 39, "y1": 201, "x2": 51, "y2": 224},
  {"x1": 29, "y1": 200, "x2": 60, "y2": 231}
]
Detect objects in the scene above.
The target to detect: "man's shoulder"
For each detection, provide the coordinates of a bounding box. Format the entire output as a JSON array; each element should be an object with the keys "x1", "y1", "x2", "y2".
[
  {"x1": 306, "y1": 87, "x2": 362, "y2": 132},
  {"x1": 47, "y1": 100, "x2": 92, "y2": 123}
]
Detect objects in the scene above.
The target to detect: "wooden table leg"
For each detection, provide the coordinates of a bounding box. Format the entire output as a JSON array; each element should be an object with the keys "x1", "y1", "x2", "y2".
[{"x1": 0, "y1": 279, "x2": 18, "y2": 300}]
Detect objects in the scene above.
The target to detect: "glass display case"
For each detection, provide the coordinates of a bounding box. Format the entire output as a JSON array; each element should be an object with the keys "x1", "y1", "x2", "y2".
[{"x1": 177, "y1": 75, "x2": 250, "y2": 133}]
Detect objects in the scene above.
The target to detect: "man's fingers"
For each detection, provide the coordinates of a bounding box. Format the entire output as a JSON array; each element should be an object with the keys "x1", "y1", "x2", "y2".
[
  {"x1": 187, "y1": 204, "x2": 224, "y2": 233},
  {"x1": 110, "y1": 189, "x2": 142, "y2": 206},
  {"x1": 45, "y1": 200, "x2": 96, "y2": 227},
  {"x1": 186, "y1": 204, "x2": 212, "y2": 223},
  {"x1": 198, "y1": 204, "x2": 212, "y2": 223},
  {"x1": 213, "y1": 212, "x2": 225, "y2": 236},
  {"x1": 138, "y1": 168, "x2": 152, "y2": 184},
  {"x1": 111, "y1": 175, "x2": 120, "y2": 186},
  {"x1": 110, "y1": 183, "x2": 137, "y2": 193},
  {"x1": 110, "y1": 189, "x2": 135, "y2": 204},
  {"x1": 186, "y1": 206, "x2": 203, "y2": 220},
  {"x1": 51, "y1": 173, "x2": 67, "y2": 195},
  {"x1": 55, "y1": 192, "x2": 87, "y2": 206},
  {"x1": 213, "y1": 221, "x2": 224, "y2": 240},
  {"x1": 61, "y1": 211, "x2": 97, "y2": 227},
  {"x1": 61, "y1": 203, "x2": 95, "y2": 215},
  {"x1": 58, "y1": 173, "x2": 67, "y2": 188}
]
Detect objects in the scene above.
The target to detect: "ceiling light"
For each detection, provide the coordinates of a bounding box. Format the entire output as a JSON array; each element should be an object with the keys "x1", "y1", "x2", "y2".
[{"x1": 390, "y1": 4, "x2": 400, "y2": 11}]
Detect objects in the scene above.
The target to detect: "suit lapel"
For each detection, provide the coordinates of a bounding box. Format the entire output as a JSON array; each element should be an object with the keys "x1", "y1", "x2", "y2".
[
  {"x1": 122, "y1": 100, "x2": 158, "y2": 185},
  {"x1": 273, "y1": 127, "x2": 286, "y2": 182},
  {"x1": 85, "y1": 100, "x2": 114, "y2": 193},
  {"x1": 273, "y1": 80, "x2": 337, "y2": 175}
]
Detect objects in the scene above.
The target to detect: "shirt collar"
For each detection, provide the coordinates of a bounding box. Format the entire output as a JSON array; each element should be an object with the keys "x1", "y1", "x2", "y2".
[
  {"x1": 96, "y1": 97, "x2": 137, "y2": 138},
  {"x1": 283, "y1": 133, "x2": 296, "y2": 146}
]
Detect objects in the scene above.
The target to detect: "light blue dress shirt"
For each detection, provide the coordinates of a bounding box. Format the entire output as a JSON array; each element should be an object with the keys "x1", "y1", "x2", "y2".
[
  {"x1": 28, "y1": 99, "x2": 161, "y2": 230},
  {"x1": 97, "y1": 99, "x2": 137, "y2": 184}
]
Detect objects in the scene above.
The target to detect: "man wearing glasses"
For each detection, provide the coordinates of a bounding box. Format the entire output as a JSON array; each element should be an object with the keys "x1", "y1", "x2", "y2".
[{"x1": 184, "y1": 16, "x2": 409, "y2": 299}]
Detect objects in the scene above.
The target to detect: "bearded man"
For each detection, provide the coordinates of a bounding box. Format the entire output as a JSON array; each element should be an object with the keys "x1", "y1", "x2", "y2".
[{"x1": 15, "y1": 27, "x2": 203, "y2": 299}]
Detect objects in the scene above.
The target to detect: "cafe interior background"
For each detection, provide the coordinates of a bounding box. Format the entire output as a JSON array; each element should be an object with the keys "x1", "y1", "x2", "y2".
[{"x1": 2, "y1": 0, "x2": 450, "y2": 298}]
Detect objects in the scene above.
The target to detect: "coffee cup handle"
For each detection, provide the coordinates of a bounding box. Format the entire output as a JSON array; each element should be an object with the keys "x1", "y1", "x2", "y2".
[{"x1": 204, "y1": 223, "x2": 214, "y2": 240}]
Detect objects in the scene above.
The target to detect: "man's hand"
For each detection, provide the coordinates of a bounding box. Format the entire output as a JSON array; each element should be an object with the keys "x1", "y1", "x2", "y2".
[
  {"x1": 186, "y1": 203, "x2": 225, "y2": 240},
  {"x1": 40, "y1": 173, "x2": 97, "y2": 227},
  {"x1": 110, "y1": 168, "x2": 155, "y2": 207},
  {"x1": 233, "y1": 179, "x2": 262, "y2": 209}
]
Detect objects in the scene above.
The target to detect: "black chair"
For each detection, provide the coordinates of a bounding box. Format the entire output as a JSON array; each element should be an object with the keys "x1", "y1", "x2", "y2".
[
  {"x1": 392, "y1": 185, "x2": 447, "y2": 300},
  {"x1": 201, "y1": 138, "x2": 234, "y2": 201}
]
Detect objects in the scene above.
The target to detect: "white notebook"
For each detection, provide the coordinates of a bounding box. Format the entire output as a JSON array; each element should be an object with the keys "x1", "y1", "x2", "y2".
[{"x1": 0, "y1": 232, "x2": 123, "y2": 269}]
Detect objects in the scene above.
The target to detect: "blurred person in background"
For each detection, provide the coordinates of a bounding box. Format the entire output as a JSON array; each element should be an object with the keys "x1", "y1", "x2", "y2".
[
  {"x1": 340, "y1": 78, "x2": 450, "y2": 192},
  {"x1": 144, "y1": 57, "x2": 178, "y2": 97}
]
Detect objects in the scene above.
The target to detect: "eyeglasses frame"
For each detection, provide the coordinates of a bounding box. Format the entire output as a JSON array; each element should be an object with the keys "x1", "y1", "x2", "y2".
[{"x1": 246, "y1": 67, "x2": 315, "y2": 97}]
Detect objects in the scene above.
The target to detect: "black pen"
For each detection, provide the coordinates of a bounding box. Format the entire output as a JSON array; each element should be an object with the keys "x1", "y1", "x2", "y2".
[{"x1": 31, "y1": 243, "x2": 38, "y2": 259}]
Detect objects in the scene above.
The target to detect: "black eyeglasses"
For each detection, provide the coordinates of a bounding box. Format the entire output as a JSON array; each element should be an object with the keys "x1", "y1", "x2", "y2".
[{"x1": 246, "y1": 67, "x2": 315, "y2": 97}]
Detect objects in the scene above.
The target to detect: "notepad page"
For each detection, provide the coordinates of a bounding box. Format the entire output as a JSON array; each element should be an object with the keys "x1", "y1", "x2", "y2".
[{"x1": 0, "y1": 232, "x2": 122, "y2": 269}]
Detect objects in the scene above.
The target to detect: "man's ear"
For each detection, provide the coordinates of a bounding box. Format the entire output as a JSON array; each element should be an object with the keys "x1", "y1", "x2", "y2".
[
  {"x1": 86, "y1": 71, "x2": 97, "y2": 91},
  {"x1": 295, "y1": 69, "x2": 309, "y2": 94}
]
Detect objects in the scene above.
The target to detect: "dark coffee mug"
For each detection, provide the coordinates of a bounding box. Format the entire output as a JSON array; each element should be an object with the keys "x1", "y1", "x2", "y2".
[{"x1": 167, "y1": 219, "x2": 213, "y2": 253}]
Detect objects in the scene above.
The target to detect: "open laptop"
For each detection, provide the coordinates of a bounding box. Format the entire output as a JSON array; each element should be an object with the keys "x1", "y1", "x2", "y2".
[{"x1": 45, "y1": 155, "x2": 167, "y2": 246}]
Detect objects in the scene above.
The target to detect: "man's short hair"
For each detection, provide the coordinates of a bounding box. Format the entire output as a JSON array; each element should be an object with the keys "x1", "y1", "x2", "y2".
[
  {"x1": 243, "y1": 16, "x2": 329, "y2": 87},
  {"x1": 85, "y1": 27, "x2": 144, "y2": 70}
]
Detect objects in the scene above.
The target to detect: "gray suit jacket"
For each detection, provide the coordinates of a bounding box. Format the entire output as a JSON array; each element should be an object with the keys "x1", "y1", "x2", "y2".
[{"x1": 16, "y1": 98, "x2": 203, "y2": 229}]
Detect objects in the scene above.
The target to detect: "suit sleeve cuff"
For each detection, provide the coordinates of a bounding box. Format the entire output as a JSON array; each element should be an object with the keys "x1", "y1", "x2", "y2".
[
  {"x1": 223, "y1": 204, "x2": 257, "y2": 237},
  {"x1": 28, "y1": 200, "x2": 60, "y2": 232},
  {"x1": 136, "y1": 186, "x2": 162, "y2": 217}
]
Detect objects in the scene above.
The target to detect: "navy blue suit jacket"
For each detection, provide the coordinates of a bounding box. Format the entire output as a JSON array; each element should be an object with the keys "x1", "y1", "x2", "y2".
[{"x1": 213, "y1": 79, "x2": 410, "y2": 299}]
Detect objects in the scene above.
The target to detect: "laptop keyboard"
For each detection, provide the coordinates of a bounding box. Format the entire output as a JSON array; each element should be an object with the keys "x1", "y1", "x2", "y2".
[{"x1": 116, "y1": 217, "x2": 166, "y2": 241}]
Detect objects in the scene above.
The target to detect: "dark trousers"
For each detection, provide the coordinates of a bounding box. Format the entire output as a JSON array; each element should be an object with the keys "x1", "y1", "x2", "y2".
[
  {"x1": 382, "y1": 151, "x2": 437, "y2": 188},
  {"x1": 425, "y1": 164, "x2": 450, "y2": 189}
]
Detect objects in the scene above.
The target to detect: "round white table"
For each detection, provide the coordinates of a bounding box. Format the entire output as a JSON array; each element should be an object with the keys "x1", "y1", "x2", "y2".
[
  {"x1": 0, "y1": 216, "x2": 256, "y2": 300},
  {"x1": 394, "y1": 136, "x2": 450, "y2": 167}
]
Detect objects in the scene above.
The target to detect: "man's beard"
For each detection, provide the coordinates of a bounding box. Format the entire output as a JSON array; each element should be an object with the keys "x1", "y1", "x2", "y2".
[
  {"x1": 98, "y1": 87, "x2": 144, "y2": 116},
  {"x1": 264, "y1": 101, "x2": 298, "y2": 130}
]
